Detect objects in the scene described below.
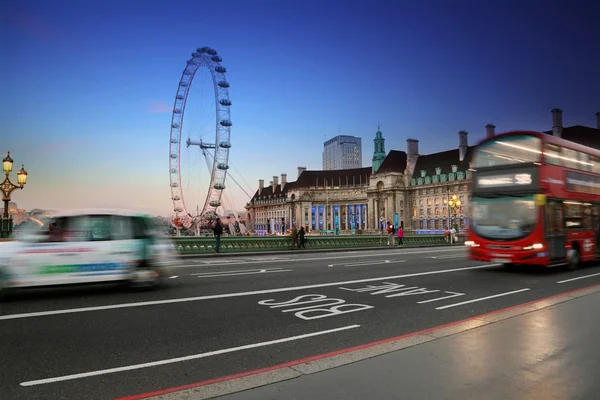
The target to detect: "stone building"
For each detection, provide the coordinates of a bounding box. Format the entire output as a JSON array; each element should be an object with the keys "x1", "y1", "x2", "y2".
[{"x1": 246, "y1": 166, "x2": 372, "y2": 233}]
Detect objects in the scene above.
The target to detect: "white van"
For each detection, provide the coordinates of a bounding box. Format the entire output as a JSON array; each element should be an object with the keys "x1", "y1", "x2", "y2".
[{"x1": 0, "y1": 209, "x2": 177, "y2": 291}]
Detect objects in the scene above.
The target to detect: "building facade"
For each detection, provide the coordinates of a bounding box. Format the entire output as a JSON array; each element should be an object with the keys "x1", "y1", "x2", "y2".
[
  {"x1": 8, "y1": 202, "x2": 27, "y2": 226},
  {"x1": 322, "y1": 135, "x2": 362, "y2": 170},
  {"x1": 246, "y1": 110, "x2": 600, "y2": 234}
]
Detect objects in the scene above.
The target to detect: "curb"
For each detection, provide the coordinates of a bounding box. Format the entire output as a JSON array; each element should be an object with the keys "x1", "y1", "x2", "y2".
[
  {"x1": 178, "y1": 243, "x2": 464, "y2": 259},
  {"x1": 117, "y1": 283, "x2": 600, "y2": 400}
]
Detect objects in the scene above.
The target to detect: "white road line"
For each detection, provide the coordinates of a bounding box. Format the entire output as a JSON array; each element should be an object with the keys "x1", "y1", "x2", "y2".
[
  {"x1": 196, "y1": 270, "x2": 292, "y2": 279},
  {"x1": 168, "y1": 276, "x2": 179, "y2": 279},
  {"x1": 0, "y1": 264, "x2": 499, "y2": 321},
  {"x1": 435, "y1": 288, "x2": 531, "y2": 310},
  {"x1": 191, "y1": 268, "x2": 283, "y2": 276},
  {"x1": 557, "y1": 272, "x2": 600, "y2": 284},
  {"x1": 175, "y1": 248, "x2": 466, "y2": 269},
  {"x1": 329, "y1": 260, "x2": 405, "y2": 267},
  {"x1": 417, "y1": 291, "x2": 465, "y2": 304},
  {"x1": 429, "y1": 255, "x2": 465, "y2": 260},
  {"x1": 20, "y1": 324, "x2": 360, "y2": 386}
]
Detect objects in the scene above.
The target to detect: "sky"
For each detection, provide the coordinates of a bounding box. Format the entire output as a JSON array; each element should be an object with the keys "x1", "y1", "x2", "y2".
[{"x1": 1, "y1": 0, "x2": 598, "y2": 217}]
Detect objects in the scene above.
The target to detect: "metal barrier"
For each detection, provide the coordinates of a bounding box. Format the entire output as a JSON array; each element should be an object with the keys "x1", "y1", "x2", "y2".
[{"x1": 172, "y1": 234, "x2": 448, "y2": 255}]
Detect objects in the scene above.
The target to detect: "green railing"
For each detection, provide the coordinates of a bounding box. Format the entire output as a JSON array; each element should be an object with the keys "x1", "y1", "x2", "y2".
[{"x1": 172, "y1": 234, "x2": 451, "y2": 255}]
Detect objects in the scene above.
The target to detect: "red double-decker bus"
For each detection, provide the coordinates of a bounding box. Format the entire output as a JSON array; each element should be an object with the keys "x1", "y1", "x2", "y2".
[{"x1": 466, "y1": 130, "x2": 600, "y2": 269}]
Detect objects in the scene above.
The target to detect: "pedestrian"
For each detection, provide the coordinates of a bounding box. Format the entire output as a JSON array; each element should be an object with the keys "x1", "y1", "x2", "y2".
[
  {"x1": 213, "y1": 218, "x2": 223, "y2": 253},
  {"x1": 291, "y1": 224, "x2": 298, "y2": 249},
  {"x1": 444, "y1": 229, "x2": 450, "y2": 244},
  {"x1": 397, "y1": 225, "x2": 404, "y2": 246},
  {"x1": 449, "y1": 226, "x2": 457, "y2": 244},
  {"x1": 387, "y1": 221, "x2": 395, "y2": 246},
  {"x1": 298, "y1": 226, "x2": 306, "y2": 249}
]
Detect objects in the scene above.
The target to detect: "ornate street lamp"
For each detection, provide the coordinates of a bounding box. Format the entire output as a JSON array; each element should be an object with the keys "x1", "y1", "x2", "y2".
[
  {"x1": 1, "y1": 152, "x2": 28, "y2": 238},
  {"x1": 448, "y1": 194, "x2": 461, "y2": 231}
]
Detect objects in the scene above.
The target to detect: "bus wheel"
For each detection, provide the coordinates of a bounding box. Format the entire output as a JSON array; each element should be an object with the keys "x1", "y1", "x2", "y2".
[{"x1": 566, "y1": 248, "x2": 580, "y2": 270}]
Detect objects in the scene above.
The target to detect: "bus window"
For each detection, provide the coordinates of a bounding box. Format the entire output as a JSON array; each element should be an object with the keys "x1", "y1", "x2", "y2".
[
  {"x1": 562, "y1": 148, "x2": 579, "y2": 170},
  {"x1": 563, "y1": 201, "x2": 583, "y2": 229},
  {"x1": 474, "y1": 134, "x2": 542, "y2": 169},
  {"x1": 594, "y1": 205, "x2": 600, "y2": 248},
  {"x1": 546, "y1": 201, "x2": 563, "y2": 233},
  {"x1": 579, "y1": 153, "x2": 592, "y2": 172},
  {"x1": 591, "y1": 155, "x2": 600, "y2": 174},
  {"x1": 582, "y1": 203, "x2": 592, "y2": 229},
  {"x1": 544, "y1": 143, "x2": 562, "y2": 166}
]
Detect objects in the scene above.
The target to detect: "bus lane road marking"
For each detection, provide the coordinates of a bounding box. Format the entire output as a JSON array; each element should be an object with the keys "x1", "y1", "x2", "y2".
[
  {"x1": 0, "y1": 263, "x2": 499, "y2": 321},
  {"x1": 339, "y1": 281, "x2": 466, "y2": 304},
  {"x1": 257, "y1": 294, "x2": 374, "y2": 320},
  {"x1": 20, "y1": 324, "x2": 361, "y2": 387}
]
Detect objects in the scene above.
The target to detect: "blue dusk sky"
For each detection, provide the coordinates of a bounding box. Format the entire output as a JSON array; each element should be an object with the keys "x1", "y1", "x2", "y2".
[{"x1": 1, "y1": 0, "x2": 598, "y2": 216}]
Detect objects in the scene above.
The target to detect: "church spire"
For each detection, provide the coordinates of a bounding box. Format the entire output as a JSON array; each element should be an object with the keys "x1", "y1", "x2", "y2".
[{"x1": 372, "y1": 125, "x2": 386, "y2": 173}]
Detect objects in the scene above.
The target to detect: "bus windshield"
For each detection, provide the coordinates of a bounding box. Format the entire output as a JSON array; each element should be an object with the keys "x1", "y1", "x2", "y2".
[
  {"x1": 471, "y1": 196, "x2": 538, "y2": 241},
  {"x1": 474, "y1": 134, "x2": 542, "y2": 169}
]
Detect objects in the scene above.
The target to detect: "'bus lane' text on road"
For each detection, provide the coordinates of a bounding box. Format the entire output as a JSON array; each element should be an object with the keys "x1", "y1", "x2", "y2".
[{"x1": 258, "y1": 294, "x2": 373, "y2": 320}]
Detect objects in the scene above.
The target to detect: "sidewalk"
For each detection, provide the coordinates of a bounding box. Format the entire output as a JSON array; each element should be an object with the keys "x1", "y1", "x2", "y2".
[{"x1": 169, "y1": 286, "x2": 600, "y2": 400}]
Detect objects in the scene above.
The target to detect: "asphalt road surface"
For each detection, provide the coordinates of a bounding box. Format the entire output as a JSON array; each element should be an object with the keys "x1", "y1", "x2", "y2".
[{"x1": 1, "y1": 246, "x2": 600, "y2": 400}]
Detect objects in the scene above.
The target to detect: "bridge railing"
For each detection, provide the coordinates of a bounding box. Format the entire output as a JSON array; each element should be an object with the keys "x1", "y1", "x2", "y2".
[{"x1": 172, "y1": 234, "x2": 454, "y2": 255}]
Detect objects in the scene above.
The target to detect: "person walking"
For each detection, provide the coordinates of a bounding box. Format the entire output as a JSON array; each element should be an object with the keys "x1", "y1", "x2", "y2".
[
  {"x1": 291, "y1": 224, "x2": 298, "y2": 249},
  {"x1": 397, "y1": 225, "x2": 404, "y2": 246},
  {"x1": 387, "y1": 221, "x2": 395, "y2": 246},
  {"x1": 213, "y1": 218, "x2": 223, "y2": 254},
  {"x1": 298, "y1": 226, "x2": 306, "y2": 249}
]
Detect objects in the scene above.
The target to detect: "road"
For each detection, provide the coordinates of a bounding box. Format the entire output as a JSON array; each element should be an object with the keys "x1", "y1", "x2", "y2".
[{"x1": 1, "y1": 246, "x2": 600, "y2": 400}]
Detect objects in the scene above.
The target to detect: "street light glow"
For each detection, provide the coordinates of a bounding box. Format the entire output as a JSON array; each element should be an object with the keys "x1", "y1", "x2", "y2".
[
  {"x1": 3, "y1": 152, "x2": 13, "y2": 173},
  {"x1": 17, "y1": 165, "x2": 28, "y2": 186}
]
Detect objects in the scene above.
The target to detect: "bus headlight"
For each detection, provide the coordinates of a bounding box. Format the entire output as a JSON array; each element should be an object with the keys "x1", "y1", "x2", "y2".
[
  {"x1": 465, "y1": 241, "x2": 480, "y2": 247},
  {"x1": 523, "y1": 243, "x2": 543, "y2": 250}
]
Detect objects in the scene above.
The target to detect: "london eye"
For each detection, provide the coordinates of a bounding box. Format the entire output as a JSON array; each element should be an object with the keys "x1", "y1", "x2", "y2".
[{"x1": 168, "y1": 47, "x2": 232, "y2": 231}]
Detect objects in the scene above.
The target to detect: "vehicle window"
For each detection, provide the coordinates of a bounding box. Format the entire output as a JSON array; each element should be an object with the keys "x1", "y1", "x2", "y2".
[
  {"x1": 563, "y1": 201, "x2": 583, "y2": 229},
  {"x1": 544, "y1": 143, "x2": 561, "y2": 166},
  {"x1": 474, "y1": 134, "x2": 541, "y2": 169},
  {"x1": 64, "y1": 215, "x2": 112, "y2": 241},
  {"x1": 582, "y1": 203, "x2": 592, "y2": 229},
  {"x1": 89, "y1": 216, "x2": 112, "y2": 241},
  {"x1": 471, "y1": 196, "x2": 537, "y2": 240},
  {"x1": 591, "y1": 155, "x2": 600, "y2": 174},
  {"x1": 132, "y1": 217, "x2": 151, "y2": 239},
  {"x1": 111, "y1": 216, "x2": 133, "y2": 240},
  {"x1": 562, "y1": 148, "x2": 579, "y2": 170},
  {"x1": 579, "y1": 152, "x2": 592, "y2": 172},
  {"x1": 546, "y1": 201, "x2": 564, "y2": 233},
  {"x1": 42, "y1": 217, "x2": 67, "y2": 242},
  {"x1": 65, "y1": 216, "x2": 91, "y2": 242}
]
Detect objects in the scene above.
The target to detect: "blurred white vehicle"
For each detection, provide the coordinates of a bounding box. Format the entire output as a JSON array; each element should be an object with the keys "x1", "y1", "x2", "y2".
[{"x1": 0, "y1": 209, "x2": 177, "y2": 291}]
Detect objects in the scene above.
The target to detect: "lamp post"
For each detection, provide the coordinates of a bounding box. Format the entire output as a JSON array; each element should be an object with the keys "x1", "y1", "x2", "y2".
[
  {"x1": 1, "y1": 152, "x2": 28, "y2": 238},
  {"x1": 376, "y1": 181, "x2": 385, "y2": 245},
  {"x1": 448, "y1": 194, "x2": 461, "y2": 231}
]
